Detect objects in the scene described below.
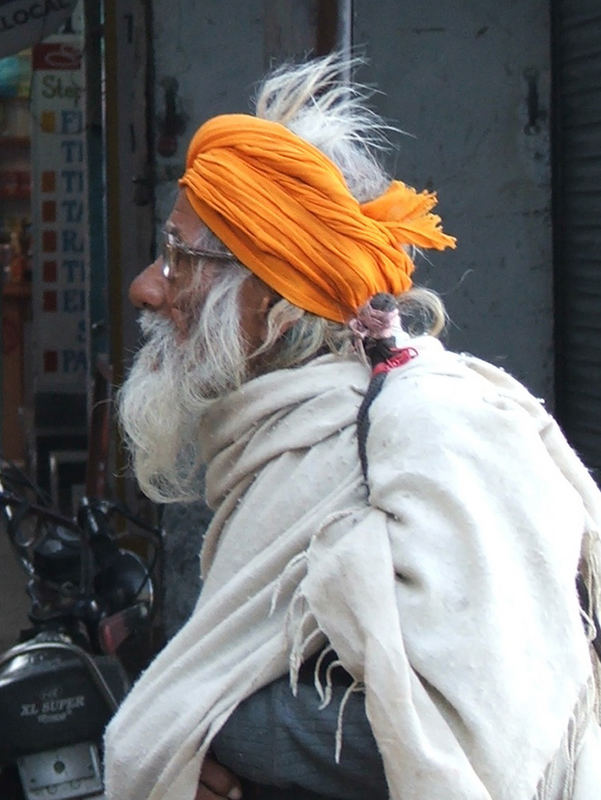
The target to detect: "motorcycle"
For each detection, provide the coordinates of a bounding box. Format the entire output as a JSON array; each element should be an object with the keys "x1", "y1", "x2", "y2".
[{"x1": 0, "y1": 457, "x2": 164, "y2": 800}]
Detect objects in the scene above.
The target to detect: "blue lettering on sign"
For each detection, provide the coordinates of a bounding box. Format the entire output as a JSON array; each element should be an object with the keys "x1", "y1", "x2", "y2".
[
  {"x1": 60, "y1": 140, "x2": 83, "y2": 164},
  {"x1": 62, "y1": 230, "x2": 84, "y2": 253},
  {"x1": 62, "y1": 259, "x2": 84, "y2": 282},
  {"x1": 62, "y1": 349, "x2": 87, "y2": 374},
  {"x1": 60, "y1": 109, "x2": 83, "y2": 134},
  {"x1": 61, "y1": 200, "x2": 83, "y2": 224},
  {"x1": 42, "y1": 76, "x2": 83, "y2": 105},
  {"x1": 0, "y1": 1, "x2": 74, "y2": 34},
  {"x1": 61, "y1": 170, "x2": 83, "y2": 193},
  {"x1": 63, "y1": 289, "x2": 85, "y2": 313}
]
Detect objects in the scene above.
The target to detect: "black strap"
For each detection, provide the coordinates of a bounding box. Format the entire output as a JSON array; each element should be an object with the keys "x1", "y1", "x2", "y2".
[{"x1": 356, "y1": 371, "x2": 387, "y2": 485}]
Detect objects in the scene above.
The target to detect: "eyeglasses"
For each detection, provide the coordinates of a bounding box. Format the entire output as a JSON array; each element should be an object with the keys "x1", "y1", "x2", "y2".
[{"x1": 160, "y1": 230, "x2": 234, "y2": 282}]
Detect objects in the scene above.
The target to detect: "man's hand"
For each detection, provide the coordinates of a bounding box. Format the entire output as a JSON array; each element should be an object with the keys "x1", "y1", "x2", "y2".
[{"x1": 195, "y1": 755, "x2": 243, "y2": 800}]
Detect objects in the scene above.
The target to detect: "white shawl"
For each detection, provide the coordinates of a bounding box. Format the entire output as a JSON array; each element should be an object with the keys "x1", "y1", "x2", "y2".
[{"x1": 104, "y1": 338, "x2": 601, "y2": 800}]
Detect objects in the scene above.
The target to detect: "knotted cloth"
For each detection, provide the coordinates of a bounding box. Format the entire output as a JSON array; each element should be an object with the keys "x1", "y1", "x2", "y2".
[{"x1": 179, "y1": 114, "x2": 456, "y2": 322}]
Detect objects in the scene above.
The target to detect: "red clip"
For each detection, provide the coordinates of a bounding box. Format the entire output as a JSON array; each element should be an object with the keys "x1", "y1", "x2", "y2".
[{"x1": 372, "y1": 347, "x2": 418, "y2": 376}]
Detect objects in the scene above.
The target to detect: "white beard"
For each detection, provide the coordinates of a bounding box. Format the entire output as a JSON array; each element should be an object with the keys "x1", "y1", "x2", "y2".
[{"x1": 118, "y1": 268, "x2": 249, "y2": 503}]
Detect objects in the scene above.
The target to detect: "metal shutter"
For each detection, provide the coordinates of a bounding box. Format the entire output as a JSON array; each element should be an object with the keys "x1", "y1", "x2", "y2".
[{"x1": 553, "y1": 0, "x2": 601, "y2": 480}]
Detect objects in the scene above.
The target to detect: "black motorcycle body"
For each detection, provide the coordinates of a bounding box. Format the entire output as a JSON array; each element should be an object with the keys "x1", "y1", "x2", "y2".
[
  {"x1": 0, "y1": 461, "x2": 163, "y2": 800},
  {"x1": 0, "y1": 635, "x2": 128, "y2": 799}
]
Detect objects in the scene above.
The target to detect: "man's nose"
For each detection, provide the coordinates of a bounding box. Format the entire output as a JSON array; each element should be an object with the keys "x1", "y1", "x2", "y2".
[{"x1": 129, "y1": 260, "x2": 167, "y2": 311}]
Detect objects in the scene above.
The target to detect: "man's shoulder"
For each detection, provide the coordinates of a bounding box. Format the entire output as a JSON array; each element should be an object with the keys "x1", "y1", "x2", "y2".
[
  {"x1": 367, "y1": 337, "x2": 547, "y2": 450},
  {"x1": 379, "y1": 338, "x2": 541, "y2": 414}
]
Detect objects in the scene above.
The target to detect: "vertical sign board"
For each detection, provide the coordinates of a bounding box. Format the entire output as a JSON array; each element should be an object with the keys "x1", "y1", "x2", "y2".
[{"x1": 30, "y1": 36, "x2": 89, "y2": 396}]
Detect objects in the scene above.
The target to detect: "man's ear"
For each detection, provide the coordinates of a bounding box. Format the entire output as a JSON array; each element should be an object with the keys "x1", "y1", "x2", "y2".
[
  {"x1": 261, "y1": 292, "x2": 300, "y2": 341},
  {"x1": 240, "y1": 276, "x2": 297, "y2": 350}
]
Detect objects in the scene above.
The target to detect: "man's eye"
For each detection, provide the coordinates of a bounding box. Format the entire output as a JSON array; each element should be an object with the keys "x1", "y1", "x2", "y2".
[
  {"x1": 176, "y1": 251, "x2": 195, "y2": 276},
  {"x1": 171, "y1": 249, "x2": 184, "y2": 274}
]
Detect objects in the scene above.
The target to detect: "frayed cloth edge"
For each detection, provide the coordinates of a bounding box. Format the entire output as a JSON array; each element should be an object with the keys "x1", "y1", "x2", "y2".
[{"x1": 533, "y1": 678, "x2": 596, "y2": 800}]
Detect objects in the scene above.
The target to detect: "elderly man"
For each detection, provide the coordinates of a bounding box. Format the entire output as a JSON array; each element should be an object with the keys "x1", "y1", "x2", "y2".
[{"x1": 103, "y1": 55, "x2": 601, "y2": 800}]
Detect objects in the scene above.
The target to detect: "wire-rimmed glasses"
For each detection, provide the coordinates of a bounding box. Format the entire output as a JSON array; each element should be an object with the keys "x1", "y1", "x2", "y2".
[{"x1": 160, "y1": 230, "x2": 234, "y2": 282}]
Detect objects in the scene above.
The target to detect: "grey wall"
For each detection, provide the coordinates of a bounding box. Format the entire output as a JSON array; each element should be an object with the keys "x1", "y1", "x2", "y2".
[
  {"x1": 152, "y1": 4, "x2": 264, "y2": 224},
  {"x1": 354, "y1": 0, "x2": 553, "y2": 401},
  {"x1": 152, "y1": 2, "x2": 325, "y2": 223}
]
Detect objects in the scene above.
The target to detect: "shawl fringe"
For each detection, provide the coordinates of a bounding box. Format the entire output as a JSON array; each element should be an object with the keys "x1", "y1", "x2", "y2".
[
  {"x1": 579, "y1": 525, "x2": 601, "y2": 722},
  {"x1": 534, "y1": 679, "x2": 596, "y2": 800}
]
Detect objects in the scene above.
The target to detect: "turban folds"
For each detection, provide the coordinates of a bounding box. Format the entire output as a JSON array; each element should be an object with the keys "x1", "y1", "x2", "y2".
[{"x1": 179, "y1": 114, "x2": 456, "y2": 323}]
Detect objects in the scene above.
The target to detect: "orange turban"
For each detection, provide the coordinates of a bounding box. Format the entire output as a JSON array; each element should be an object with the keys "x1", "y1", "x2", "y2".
[{"x1": 179, "y1": 114, "x2": 456, "y2": 323}]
